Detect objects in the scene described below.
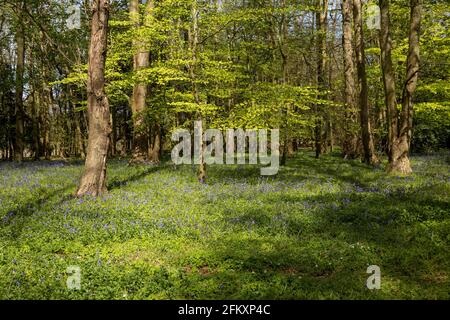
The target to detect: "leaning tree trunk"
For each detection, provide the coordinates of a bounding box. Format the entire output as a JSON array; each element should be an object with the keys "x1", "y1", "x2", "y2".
[
  {"x1": 76, "y1": 0, "x2": 111, "y2": 197},
  {"x1": 130, "y1": 0, "x2": 154, "y2": 163},
  {"x1": 354, "y1": 0, "x2": 379, "y2": 165}
]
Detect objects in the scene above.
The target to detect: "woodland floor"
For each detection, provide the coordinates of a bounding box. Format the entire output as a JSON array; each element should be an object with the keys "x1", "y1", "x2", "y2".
[{"x1": 0, "y1": 151, "x2": 449, "y2": 299}]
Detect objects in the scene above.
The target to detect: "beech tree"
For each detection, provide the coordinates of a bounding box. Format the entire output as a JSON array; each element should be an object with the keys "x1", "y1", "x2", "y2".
[
  {"x1": 189, "y1": 0, "x2": 206, "y2": 182},
  {"x1": 341, "y1": 0, "x2": 359, "y2": 159},
  {"x1": 14, "y1": 1, "x2": 25, "y2": 162},
  {"x1": 0, "y1": 0, "x2": 444, "y2": 180},
  {"x1": 76, "y1": 0, "x2": 112, "y2": 196},
  {"x1": 379, "y1": 0, "x2": 422, "y2": 174},
  {"x1": 314, "y1": 0, "x2": 328, "y2": 159},
  {"x1": 129, "y1": 0, "x2": 158, "y2": 164},
  {"x1": 354, "y1": 0, "x2": 378, "y2": 165}
]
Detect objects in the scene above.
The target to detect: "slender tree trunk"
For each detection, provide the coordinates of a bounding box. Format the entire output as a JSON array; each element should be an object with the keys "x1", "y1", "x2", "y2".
[
  {"x1": 402, "y1": 0, "x2": 421, "y2": 148},
  {"x1": 341, "y1": 0, "x2": 359, "y2": 158},
  {"x1": 189, "y1": 0, "x2": 206, "y2": 182},
  {"x1": 14, "y1": 2, "x2": 25, "y2": 162},
  {"x1": 72, "y1": 87, "x2": 86, "y2": 159},
  {"x1": 31, "y1": 89, "x2": 40, "y2": 160},
  {"x1": 130, "y1": 0, "x2": 154, "y2": 163},
  {"x1": 279, "y1": 0, "x2": 289, "y2": 166},
  {"x1": 148, "y1": 123, "x2": 161, "y2": 163},
  {"x1": 281, "y1": 105, "x2": 289, "y2": 166},
  {"x1": 110, "y1": 109, "x2": 116, "y2": 157},
  {"x1": 326, "y1": 6, "x2": 338, "y2": 153},
  {"x1": 41, "y1": 101, "x2": 50, "y2": 160},
  {"x1": 8, "y1": 133, "x2": 13, "y2": 161},
  {"x1": 75, "y1": 110, "x2": 86, "y2": 159},
  {"x1": 354, "y1": 0, "x2": 379, "y2": 165},
  {"x1": 314, "y1": 0, "x2": 328, "y2": 158},
  {"x1": 379, "y1": 0, "x2": 398, "y2": 163},
  {"x1": 38, "y1": 33, "x2": 52, "y2": 160},
  {"x1": 29, "y1": 40, "x2": 40, "y2": 160},
  {"x1": 77, "y1": 0, "x2": 111, "y2": 197}
]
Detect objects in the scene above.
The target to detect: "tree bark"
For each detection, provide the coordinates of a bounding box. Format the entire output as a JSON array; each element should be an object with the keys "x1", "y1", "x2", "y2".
[
  {"x1": 109, "y1": 109, "x2": 116, "y2": 157},
  {"x1": 189, "y1": 0, "x2": 206, "y2": 182},
  {"x1": 31, "y1": 89, "x2": 40, "y2": 160},
  {"x1": 29, "y1": 39, "x2": 40, "y2": 160},
  {"x1": 39, "y1": 33, "x2": 52, "y2": 160},
  {"x1": 76, "y1": 0, "x2": 111, "y2": 197},
  {"x1": 341, "y1": 0, "x2": 359, "y2": 158},
  {"x1": 148, "y1": 123, "x2": 161, "y2": 163},
  {"x1": 380, "y1": 0, "x2": 422, "y2": 174},
  {"x1": 75, "y1": 110, "x2": 86, "y2": 159},
  {"x1": 379, "y1": 0, "x2": 398, "y2": 162},
  {"x1": 14, "y1": 2, "x2": 25, "y2": 162},
  {"x1": 354, "y1": 0, "x2": 379, "y2": 165},
  {"x1": 279, "y1": 0, "x2": 289, "y2": 166},
  {"x1": 130, "y1": 0, "x2": 154, "y2": 163},
  {"x1": 314, "y1": 0, "x2": 328, "y2": 158}
]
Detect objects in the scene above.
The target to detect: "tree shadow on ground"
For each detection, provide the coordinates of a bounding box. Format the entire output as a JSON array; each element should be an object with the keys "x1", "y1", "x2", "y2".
[
  {"x1": 108, "y1": 164, "x2": 165, "y2": 190},
  {"x1": 0, "y1": 185, "x2": 74, "y2": 240},
  {"x1": 204, "y1": 151, "x2": 382, "y2": 188},
  {"x1": 200, "y1": 182, "x2": 449, "y2": 298}
]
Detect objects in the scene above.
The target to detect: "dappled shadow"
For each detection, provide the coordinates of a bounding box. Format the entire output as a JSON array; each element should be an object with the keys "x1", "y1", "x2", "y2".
[
  {"x1": 0, "y1": 185, "x2": 74, "y2": 240},
  {"x1": 108, "y1": 164, "x2": 165, "y2": 190},
  {"x1": 200, "y1": 181, "x2": 450, "y2": 298},
  {"x1": 189, "y1": 237, "x2": 374, "y2": 299},
  {"x1": 1, "y1": 153, "x2": 448, "y2": 299},
  {"x1": 287, "y1": 152, "x2": 382, "y2": 185},
  {"x1": 201, "y1": 151, "x2": 384, "y2": 188}
]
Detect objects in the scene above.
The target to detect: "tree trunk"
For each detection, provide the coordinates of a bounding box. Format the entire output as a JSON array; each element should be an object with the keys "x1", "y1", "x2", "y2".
[
  {"x1": 148, "y1": 124, "x2": 161, "y2": 163},
  {"x1": 189, "y1": 0, "x2": 206, "y2": 183},
  {"x1": 130, "y1": 0, "x2": 154, "y2": 163},
  {"x1": 388, "y1": 0, "x2": 422, "y2": 174},
  {"x1": 110, "y1": 109, "x2": 116, "y2": 157},
  {"x1": 379, "y1": 0, "x2": 398, "y2": 163},
  {"x1": 279, "y1": 0, "x2": 289, "y2": 166},
  {"x1": 325, "y1": 7, "x2": 338, "y2": 154},
  {"x1": 39, "y1": 34, "x2": 52, "y2": 160},
  {"x1": 75, "y1": 108, "x2": 86, "y2": 159},
  {"x1": 31, "y1": 89, "x2": 40, "y2": 160},
  {"x1": 314, "y1": 0, "x2": 328, "y2": 158},
  {"x1": 76, "y1": 0, "x2": 111, "y2": 197},
  {"x1": 341, "y1": 0, "x2": 359, "y2": 159},
  {"x1": 354, "y1": 0, "x2": 379, "y2": 165},
  {"x1": 29, "y1": 39, "x2": 40, "y2": 161},
  {"x1": 14, "y1": 2, "x2": 25, "y2": 162},
  {"x1": 281, "y1": 106, "x2": 289, "y2": 166},
  {"x1": 380, "y1": 0, "x2": 422, "y2": 174}
]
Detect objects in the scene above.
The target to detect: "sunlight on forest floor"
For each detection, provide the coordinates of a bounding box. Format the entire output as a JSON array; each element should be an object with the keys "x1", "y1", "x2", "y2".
[{"x1": 0, "y1": 151, "x2": 449, "y2": 299}]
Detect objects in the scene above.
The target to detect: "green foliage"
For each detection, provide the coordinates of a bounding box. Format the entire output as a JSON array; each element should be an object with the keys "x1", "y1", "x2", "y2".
[{"x1": 412, "y1": 103, "x2": 450, "y2": 153}]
